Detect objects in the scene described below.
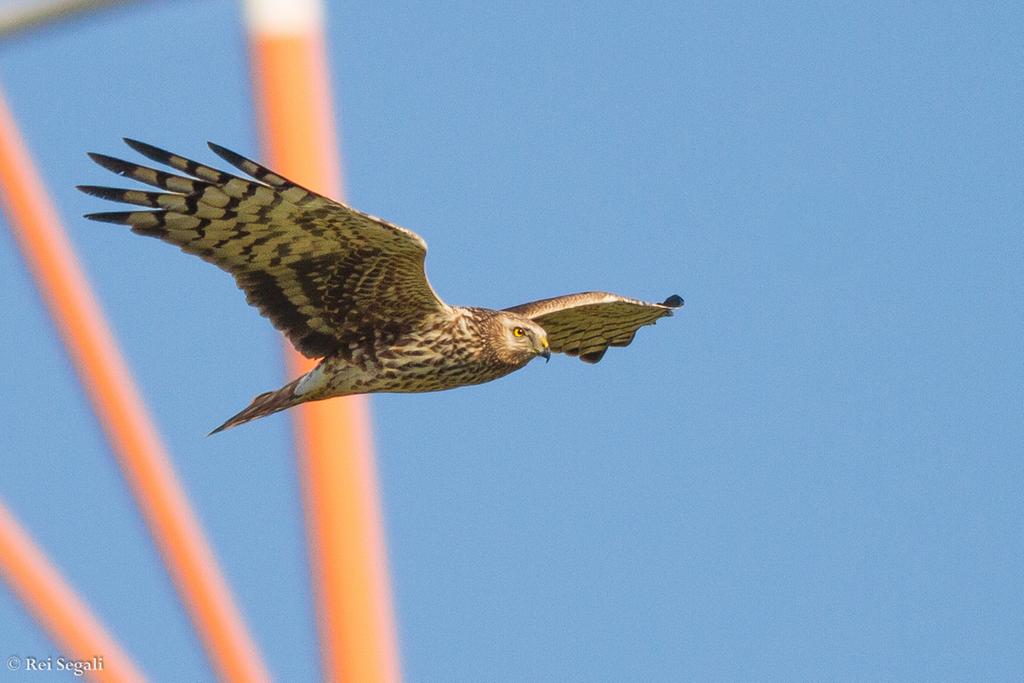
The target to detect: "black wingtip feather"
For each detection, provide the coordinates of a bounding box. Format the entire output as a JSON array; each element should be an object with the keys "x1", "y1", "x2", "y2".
[
  {"x1": 86, "y1": 152, "x2": 135, "y2": 176},
  {"x1": 207, "y1": 141, "x2": 242, "y2": 165},
  {"x1": 83, "y1": 211, "x2": 136, "y2": 224},
  {"x1": 122, "y1": 137, "x2": 170, "y2": 161},
  {"x1": 77, "y1": 185, "x2": 125, "y2": 201}
]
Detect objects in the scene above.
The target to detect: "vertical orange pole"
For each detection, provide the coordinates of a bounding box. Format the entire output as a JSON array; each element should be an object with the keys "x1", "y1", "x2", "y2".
[
  {"x1": 244, "y1": 1, "x2": 401, "y2": 682},
  {"x1": 0, "y1": 88, "x2": 269, "y2": 683},
  {"x1": 0, "y1": 500, "x2": 147, "y2": 683}
]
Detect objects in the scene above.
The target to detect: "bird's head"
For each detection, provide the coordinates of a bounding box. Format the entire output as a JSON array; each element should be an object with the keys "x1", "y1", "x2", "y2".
[{"x1": 493, "y1": 313, "x2": 550, "y2": 365}]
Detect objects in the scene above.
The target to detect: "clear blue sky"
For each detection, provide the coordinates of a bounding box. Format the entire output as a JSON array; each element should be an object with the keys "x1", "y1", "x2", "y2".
[{"x1": 1, "y1": 1, "x2": 1022, "y2": 680}]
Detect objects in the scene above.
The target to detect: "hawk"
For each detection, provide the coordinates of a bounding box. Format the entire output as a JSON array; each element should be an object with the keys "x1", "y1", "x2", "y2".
[{"x1": 79, "y1": 139, "x2": 683, "y2": 433}]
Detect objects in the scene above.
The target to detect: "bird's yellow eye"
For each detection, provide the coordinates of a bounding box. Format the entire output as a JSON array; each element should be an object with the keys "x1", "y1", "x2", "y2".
[{"x1": 512, "y1": 327, "x2": 526, "y2": 337}]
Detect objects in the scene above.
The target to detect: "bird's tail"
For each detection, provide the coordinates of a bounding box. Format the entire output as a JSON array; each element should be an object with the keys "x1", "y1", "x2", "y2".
[{"x1": 209, "y1": 376, "x2": 305, "y2": 435}]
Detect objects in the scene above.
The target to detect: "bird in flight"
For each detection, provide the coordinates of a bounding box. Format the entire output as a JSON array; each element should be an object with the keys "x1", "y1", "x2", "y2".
[{"x1": 79, "y1": 140, "x2": 683, "y2": 433}]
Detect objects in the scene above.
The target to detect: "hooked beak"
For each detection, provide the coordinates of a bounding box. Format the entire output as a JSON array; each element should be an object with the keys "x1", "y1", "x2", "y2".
[{"x1": 539, "y1": 338, "x2": 550, "y2": 362}]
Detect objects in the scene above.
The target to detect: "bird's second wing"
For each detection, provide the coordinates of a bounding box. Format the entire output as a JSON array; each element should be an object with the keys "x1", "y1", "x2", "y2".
[
  {"x1": 80, "y1": 139, "x2": 447, "y2": 358},
  {"x1": 504, "y1": 292, "x2": 683, "y2": 363}
]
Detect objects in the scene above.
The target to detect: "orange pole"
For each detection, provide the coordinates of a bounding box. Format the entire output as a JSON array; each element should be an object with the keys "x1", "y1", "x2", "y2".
[
  {"x1": 0, "y1": 88, "x2": 270, "y2": 683},
  {"x1": 0, "y1": 500, "x2": 147, "y2": 683},
  {"x1": 245, "y1": 1, "x2": 401, "y2": 681}
]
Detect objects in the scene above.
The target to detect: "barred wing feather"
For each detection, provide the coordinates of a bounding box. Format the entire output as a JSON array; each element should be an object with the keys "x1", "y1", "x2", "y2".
[
  {"x1": 79, "y1": 139, "x2": 446, "y2": 358},
  {"x1": 504, "y1": 292, "x2": 683, "y2": 363}
]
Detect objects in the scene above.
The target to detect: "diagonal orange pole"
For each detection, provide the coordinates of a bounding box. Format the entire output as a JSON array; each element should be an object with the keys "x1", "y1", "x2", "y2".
[
  {"x1": 0, "y1": 87, "x2": 270, "y2": 683},
  {"x1": 245, "y1": 1, "x2": 401, "y2": 681},
  {"x1": 0, "y1": 499, "x2": 148, "y2": 683}
]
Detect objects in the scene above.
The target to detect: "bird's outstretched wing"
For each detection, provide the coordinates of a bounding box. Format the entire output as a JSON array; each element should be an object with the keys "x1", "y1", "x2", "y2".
[
  {"x1": 79, "y1": 139, "x2": 447, "y2": 358},
  {"x1": 504, "y1": 292, "x2": 683, "y2": 363}
]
